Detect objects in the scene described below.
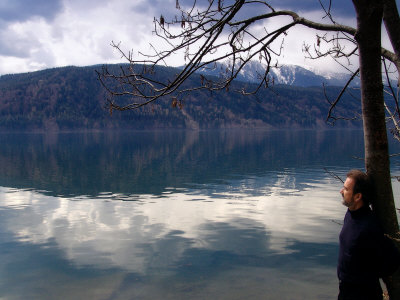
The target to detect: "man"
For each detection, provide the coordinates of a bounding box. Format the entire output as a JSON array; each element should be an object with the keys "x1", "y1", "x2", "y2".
[{"x1": 338, "y1": 169, "x2": 400, "y2": 300}]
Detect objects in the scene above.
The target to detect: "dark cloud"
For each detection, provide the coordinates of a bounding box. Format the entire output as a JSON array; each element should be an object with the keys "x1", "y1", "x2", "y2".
[
  {"x1": 270, "y1": 0, "x2": 356, "y2": 17},
  {"x1": 133, "y1": 0, "x2": 181, "y2": 21},
  {"x1": 0, "y1": 0, "x2": 63, "y2": 22},
  {"x1": 238, "y1": 0, "x2": 356, "y2": 19},
  {"x1": 175, "y1": 0, "x2": 400, "y2": 19},
  {"x1": 152, "y1": 0, "x2": 356, "y2": 25}
]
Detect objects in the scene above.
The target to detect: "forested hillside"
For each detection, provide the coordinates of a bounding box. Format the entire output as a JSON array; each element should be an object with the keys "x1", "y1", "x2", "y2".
[{"x1": 0, "y1": 64, "x2": 361, "y2": 131}]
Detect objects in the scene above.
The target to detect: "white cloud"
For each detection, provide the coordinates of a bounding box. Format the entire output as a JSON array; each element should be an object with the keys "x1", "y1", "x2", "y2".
[
  {"x1": 0, "y1": 0, "x2": 395, "y2": 75},
  {"x1": 0, "y1": 0, "x2": 162, "y2": 74},
  {"x1": 246, "y1": 9, "x2": 360, "y2": 73}
]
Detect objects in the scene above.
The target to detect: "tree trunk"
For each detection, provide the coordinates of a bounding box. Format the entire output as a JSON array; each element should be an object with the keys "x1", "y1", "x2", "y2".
[
  {"x1": 352, "y1": 0, "x2": 400, "y2": 298},
  {"x1": 383, "y1": 0, "x2": 400, "y2": 65}
]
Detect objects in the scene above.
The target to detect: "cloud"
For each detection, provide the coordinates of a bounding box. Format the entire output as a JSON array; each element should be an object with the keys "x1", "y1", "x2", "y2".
[
  {"x1": 0, "y1": 0, "x2": 165, "y2": 74},
  {"x1": 0, "y1": 0, "x2": 63, "y2": 22},
  {"x1": 0, "y1": 0, "x2": 396, "y2": 75},
  {"x1": 270, "y1": 0, "x2": 356, "y2": 18},
  {"x1": 262, "y1": 10, "x2": 358, "y2": 72}
]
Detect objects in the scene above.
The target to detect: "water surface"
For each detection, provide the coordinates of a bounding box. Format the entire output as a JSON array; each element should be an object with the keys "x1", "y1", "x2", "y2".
[{"x1": 0, "y1": 130, "x2": 399, "y2": 299}]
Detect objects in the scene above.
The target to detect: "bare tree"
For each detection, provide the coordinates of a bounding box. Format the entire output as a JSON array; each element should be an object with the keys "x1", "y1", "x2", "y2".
[
  {"x1": 97, "y1": 0, "x2": 400, "y2": 297},
  {"x1": 98, "y1": 0, "x2": 400, "y2": 137},
  {"x1": 98, "y1": 1, "x2": 398, "y2": 112}
]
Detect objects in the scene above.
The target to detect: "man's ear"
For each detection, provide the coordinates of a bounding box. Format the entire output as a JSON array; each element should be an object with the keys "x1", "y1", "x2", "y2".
[{"x1": 354, "y1": 192, "x2": 362, "y2": 203}]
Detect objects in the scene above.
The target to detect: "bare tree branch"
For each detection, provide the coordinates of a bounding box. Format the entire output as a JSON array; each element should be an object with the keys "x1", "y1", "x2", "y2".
[
  {"x1": 97, "y1": 0, "x2": 400, "y2": 123},
  {"x1": 326, "y1": 68, "x2": 360, "y2": 124},
  {"x1": 323, "y1": 167, "x2": 344, "y2": 183}
]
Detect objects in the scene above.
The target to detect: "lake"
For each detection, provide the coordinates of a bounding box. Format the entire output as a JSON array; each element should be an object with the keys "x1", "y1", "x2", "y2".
[{"x1": 0, "y1": 129, "x2": 399, "y2": 300}]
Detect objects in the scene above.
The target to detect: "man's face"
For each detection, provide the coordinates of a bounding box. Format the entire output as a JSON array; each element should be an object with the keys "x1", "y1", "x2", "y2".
[{"x1": 340, "y1": 177, "x2": 356, "y2": 209}]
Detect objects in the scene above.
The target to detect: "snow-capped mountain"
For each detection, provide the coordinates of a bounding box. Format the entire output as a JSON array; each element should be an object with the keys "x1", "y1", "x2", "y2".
[{"x1": 196, "y1": 60, "x2": 361, "y2": 87}]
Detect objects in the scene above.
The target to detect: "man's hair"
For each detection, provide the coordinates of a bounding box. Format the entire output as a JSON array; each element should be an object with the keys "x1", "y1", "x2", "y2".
[{"x1": 346, "y1": 169, "x2": 371, "y2": 206}]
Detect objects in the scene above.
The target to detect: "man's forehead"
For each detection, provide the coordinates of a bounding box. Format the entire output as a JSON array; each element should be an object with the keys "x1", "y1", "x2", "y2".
[{"x1": 344, "y1": 177, "x2": 355, "y2": 188}]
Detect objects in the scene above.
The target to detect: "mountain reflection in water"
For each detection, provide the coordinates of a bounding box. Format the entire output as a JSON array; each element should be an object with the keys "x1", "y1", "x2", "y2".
[
  {"x1": 0, "y1": 130, "x2": 369, "y2": 196},
  {"x1": 0, "y1": 130, "x2": 399, "y2": 300}
]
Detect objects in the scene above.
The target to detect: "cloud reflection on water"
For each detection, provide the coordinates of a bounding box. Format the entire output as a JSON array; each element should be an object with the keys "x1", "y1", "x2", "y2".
[{"x1": 0, "y1": 172, "x2": 343, "y2": 274}]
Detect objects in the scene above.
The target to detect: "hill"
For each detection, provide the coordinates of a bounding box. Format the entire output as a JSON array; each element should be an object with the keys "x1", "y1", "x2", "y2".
[{"x1": 0, "y1": 64, "x2": 362, "y2": 131}]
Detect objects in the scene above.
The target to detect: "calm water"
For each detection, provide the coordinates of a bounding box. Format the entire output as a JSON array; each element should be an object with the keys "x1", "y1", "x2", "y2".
[{"x1": 0, "y1": 130, "x2": 399, "y2": 300}]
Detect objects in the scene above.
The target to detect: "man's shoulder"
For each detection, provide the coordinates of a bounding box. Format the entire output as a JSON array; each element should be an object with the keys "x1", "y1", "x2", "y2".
[
  {"x1": 361, "y1": 210, "x2": 382, "y2": 234},
  {"x1": 346, "y1": 207, "x2": 382, "y2": 237}
]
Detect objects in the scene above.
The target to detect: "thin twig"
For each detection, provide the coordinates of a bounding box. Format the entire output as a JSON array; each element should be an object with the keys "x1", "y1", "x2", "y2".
[{"x1": 324, "y1": 167, "x2": 344, "y2": 183}]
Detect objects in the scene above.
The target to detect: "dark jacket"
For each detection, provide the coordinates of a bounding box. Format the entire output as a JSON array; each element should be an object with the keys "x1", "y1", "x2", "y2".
[{"x1": 337, "y1": 205, "x2": 400, "y2": 284}]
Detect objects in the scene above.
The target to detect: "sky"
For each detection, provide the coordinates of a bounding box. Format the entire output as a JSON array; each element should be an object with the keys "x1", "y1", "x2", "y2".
[{"x1": 0, "y1": 0, "x2": 394, "y2": 75}]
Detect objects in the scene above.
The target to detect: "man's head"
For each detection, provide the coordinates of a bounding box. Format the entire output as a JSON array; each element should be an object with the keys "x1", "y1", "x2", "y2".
[{"x1": 340, "y1": 169, "x2": 371, "y2": 210}]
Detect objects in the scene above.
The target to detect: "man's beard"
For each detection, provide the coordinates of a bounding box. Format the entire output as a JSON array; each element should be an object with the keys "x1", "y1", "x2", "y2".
[{"x1": 342, "y1": 196, "x2": 355, "y2": 208}]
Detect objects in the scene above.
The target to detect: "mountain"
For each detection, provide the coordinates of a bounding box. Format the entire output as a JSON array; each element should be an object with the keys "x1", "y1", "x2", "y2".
[
  {"x1": 0, "y1": 64, "x2": 362, "y2": 131},
  {"x1": 196, "y1": 60, "x2": 361, "y2": 87}
]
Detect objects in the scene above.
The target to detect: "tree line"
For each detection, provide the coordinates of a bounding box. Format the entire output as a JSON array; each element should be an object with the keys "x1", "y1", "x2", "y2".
[{"x1": 0, "y1": 64, "x2": 361, "y2": 131}]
